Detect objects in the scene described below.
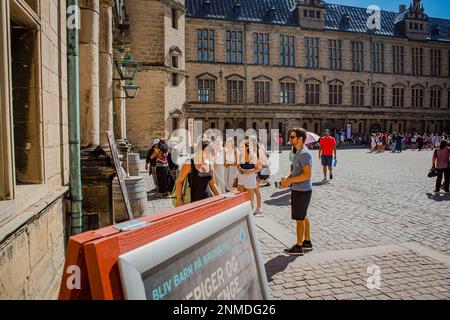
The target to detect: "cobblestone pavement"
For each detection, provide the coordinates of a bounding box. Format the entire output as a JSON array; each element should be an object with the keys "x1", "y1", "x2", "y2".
[{"x1": 143, "y1": 148, "x2": 450, "y2": 300}]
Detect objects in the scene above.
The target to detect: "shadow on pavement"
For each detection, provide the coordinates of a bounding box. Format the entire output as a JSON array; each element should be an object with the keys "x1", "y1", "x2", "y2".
[
  {"x1": 270, "y1": 189, "x2": 290, "y2": 198},
  {"x1": 426, "y1": 193, "x2": 450, "y2": 202},
  {"x1": 312, "y1": 181, "x2": 328, "y2": 187},
  {"x1": 265, "y1": 255, "x2": 298, "y2": 282},
  {"x1": 264, "y1": 194, "x2": 290, "y2": 206}
]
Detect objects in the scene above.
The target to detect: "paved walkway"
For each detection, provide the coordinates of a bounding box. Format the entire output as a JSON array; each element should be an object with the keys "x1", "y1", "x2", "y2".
[{"x1": 142, "y1": 149, "x2": 450, "y2": 300}]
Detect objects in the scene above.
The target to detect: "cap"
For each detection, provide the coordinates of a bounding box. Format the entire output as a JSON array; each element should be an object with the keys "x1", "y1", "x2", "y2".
[
  {"x1": 325, "y1": 129, "x2": 330, "y2": 133},
  {"x1": 153, "y1": 139, "x2": 160, "y2": 145}
]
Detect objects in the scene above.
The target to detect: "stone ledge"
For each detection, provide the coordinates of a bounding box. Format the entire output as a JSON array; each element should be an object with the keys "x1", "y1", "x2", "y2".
[{"x1": 0, "y1": 186, "x2": 68, "y2": 245}]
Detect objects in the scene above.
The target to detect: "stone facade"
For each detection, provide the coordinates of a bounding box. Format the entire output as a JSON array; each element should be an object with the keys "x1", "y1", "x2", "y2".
[
  {"x1": 125, "y1": 0, "x2": 186, "y2": 152},
  {"x1": 0, "y1": 0, "x2": 69, "y2": 299},
  {"x1": 183, "y1": 2, "x2": 450, "y2": 140}
]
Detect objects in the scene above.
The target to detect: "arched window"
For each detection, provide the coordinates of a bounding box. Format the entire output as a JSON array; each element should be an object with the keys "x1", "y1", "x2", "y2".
[
  {"x1": 305, "y1": 78, "x2": 321, "y2": 105},
  {"x1": 197, "y1": 73, "x2": 217, "y2": 103}
]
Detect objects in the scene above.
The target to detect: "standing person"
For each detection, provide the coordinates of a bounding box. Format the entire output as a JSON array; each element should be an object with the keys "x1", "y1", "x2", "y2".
[
  {"x1": 280, "y1": 128, "x2": 313, "y2": 256},
  {"x1": 432, "y1": 140, "x2": 450, "y2": 193},
  {"x1": 319, "y1": 129, "x2": 337, "y2": 182},
  {"x1": 223, "y1": 137, "x2": 238, "y2": 192},
  {"x1": 175, "y1": 138, "x2": 221, "y2": 206},
  {"x1": 278, "y1": 135, "x2": 283, "y2": 153},
  {"x1": 395, "y1": 132, "x2": 404, "y2": 153},
  {"x1": 433, "y1": 133, "x2": 441, "y2": 150},
  {"x1": 370, "y1": 134, "x2": 376, "y2": 153},
  {"x1": 417, "y1": 134, "x2": 424, "y2": 151},
  {"x1": 237, "y1": 140, "x2": 261, "y2": 214},
  {"x1": 146, "y1": 139, "x2": 160, "y2": 193},
  {"x1": 152, "y1": 141, "x2": 175, "y2": 197}
]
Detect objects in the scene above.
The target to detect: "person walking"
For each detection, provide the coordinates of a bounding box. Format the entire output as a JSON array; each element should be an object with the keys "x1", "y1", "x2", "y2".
[
  {"x1": 319, "y1": 129, "x2": 337, "y2": 182},
  {"x1": 278, "y1": 135, "x2": 283, "y2": 153},
  {"x1": 152, "y1": 141, "x2": 175, "y2": 197},
  {"x1": 145, "y1": 139, "x2": 160, "y2": 193},
  {"x1": 280, "y1": 128, "x2": 313, "y2": 256},
  {"x1": 432, "y1": 140, "x2": 450, "y2": 193},
  {"x1": 223, "y1": 137, "x2": 238, "y2": 192},
  {"x1": 395, "y1": 133, "x2": 404, "y2": 153},
  {"x1": 175, "y1": 138, "x2": 221, "y2": 207}
]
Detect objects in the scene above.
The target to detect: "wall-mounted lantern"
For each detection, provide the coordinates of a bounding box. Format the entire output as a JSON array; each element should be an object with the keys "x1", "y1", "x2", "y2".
[
  {"x1": 122, "y1": 81, "x2": 141, "y2": 99},
  {"x1": 115, "y1": 52, "x2": 142, "y2": 81}
]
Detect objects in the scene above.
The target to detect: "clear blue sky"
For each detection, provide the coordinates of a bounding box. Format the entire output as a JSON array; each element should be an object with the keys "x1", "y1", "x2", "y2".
[{"x1": 327, "y1": 0, "x2": 450, "y2": 19}]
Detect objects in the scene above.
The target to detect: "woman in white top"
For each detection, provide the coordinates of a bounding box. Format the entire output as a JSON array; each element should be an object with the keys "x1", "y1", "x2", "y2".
[
  {"x1": 223, "y1": 138, "x2": 239, "y2": 192},
  {"x1": 237, "y1": 139, "x2": 261, "y2": 213}
]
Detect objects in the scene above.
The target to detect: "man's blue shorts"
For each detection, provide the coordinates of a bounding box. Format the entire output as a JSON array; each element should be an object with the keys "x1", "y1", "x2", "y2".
[{"x1": 321, "y1": 155, "x2": 333, "y2": 167}]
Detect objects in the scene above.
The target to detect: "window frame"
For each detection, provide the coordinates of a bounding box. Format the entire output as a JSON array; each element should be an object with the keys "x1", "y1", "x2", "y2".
[
  {"x1": 305, "y1": 81, "x2": 320, "y2": 105},
  {"x1": 351, "y1": 41, "x2": 364, "y2": 72},
  {"x1": 392, "y1": 86, "x2": 405, "y2": 107},
  {"x1": 0, "y1": 0, "x2": 15, "y2": 201},
  {"x1": 280, "y1": 81, "x2": 295, "y2": 104},
  {"x1": 328, "y1": 39, "x2": 342, "y2": 70},
  {"x1": 227, "y1": 79, "x2": 244, "y2": 103},
  {"x1": 412, "y1": 87, "x2": 424, "y2": 108},
  {"x1": 254, "y1": 33, "x2": 270, "y2": 65},
  {"x1": 412, "y1": 47, "x2": 424, "y2": 76},
  {"x1": 197, "y1": 77, "x2": 216, "y2": 103},
  {"x1": 371, "y1": 42, "x2": 384, "y2": 73},
  {"x1": 328, "y1": 81, "x2": 343, "y2": 106},
  {"x1": 431, "y1": 49, "x2": 441, "y2": 77},
  {"x1": 392, "y1": 45, "x2": 404, "y2": 75},
  {"x1": 371, "y1": 83, "x2": 385, "y2": 107},
  {"x1": 305, "y1": 37, "x2": 320, "y2": 69},
  {"x1": 226, "y1": 30, "x2": 243, "y2": 64},
  {"x1": 279, "y1": 34, "x2": 295, "y2": 67},
  {"x1": 254, "y1": 80, "x2": 271, "y2": 104},
  {"x1": 197, "y1": 29, "x2": 215, "y2": 63},
  {"x1": 351, "y1": 84, "x2": 365, "y2": 106}
]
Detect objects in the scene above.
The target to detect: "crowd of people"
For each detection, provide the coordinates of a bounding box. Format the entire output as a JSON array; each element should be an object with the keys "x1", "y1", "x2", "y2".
[
  {"x1": 366, "y1": 132, "x2": 449, "y2": 153},
  {"x1": 146, "y1": 135, "x2": 272, "y2": 216},
  {"x1": 144, "y1": 127, "x2": 448, "y2": 258}
]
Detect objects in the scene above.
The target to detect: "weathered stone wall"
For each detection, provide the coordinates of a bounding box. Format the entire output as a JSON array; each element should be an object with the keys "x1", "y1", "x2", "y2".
[
  {"x1": 0, "y1": 0, "x2": 69, "y2": 299},
  {"x1": 126, "y1": 0, "x2": 187, "y2": 152}
]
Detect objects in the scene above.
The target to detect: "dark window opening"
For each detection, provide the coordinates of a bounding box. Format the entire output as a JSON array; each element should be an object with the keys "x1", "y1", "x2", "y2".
[{"x1": 11, "y1": 23, "x2": 41, "y2": 184}]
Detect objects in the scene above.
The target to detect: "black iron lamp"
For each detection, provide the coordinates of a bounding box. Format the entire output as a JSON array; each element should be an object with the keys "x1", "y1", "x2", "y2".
[
  {"x1": 122, "y1": 81, "x2": 141, "y2": 99},
  {"x1": 115, "y1": 52, "x2": 142, "y2": 81}
]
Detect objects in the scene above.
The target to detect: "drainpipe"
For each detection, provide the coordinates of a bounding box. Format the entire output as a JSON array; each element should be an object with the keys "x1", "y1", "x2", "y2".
[
  {"x1": 67, "y1": 0, "x2": 83, "y2": 235},
  {"x1": 243, "y1": 23, "x2": 248, "y2": 127}
]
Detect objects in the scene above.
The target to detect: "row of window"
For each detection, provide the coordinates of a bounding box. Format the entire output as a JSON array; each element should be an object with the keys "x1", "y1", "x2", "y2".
[
  {"x1": 197, "y1": 78, "x2": 449, "y2": 109},
  {"x1": 197, "y1": 29, "x2": 450, "y2": 76}
]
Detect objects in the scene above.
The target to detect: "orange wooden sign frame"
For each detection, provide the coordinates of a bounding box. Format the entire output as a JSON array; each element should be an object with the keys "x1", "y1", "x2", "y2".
[{"x1": 59, "y1": 193, "x2": 250, "y2": 300}]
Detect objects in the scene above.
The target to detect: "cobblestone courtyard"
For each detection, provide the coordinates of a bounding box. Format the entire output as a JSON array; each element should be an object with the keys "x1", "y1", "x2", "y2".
[{"x1": 145, "y1": 148, "x2": 450, "y2": 300}]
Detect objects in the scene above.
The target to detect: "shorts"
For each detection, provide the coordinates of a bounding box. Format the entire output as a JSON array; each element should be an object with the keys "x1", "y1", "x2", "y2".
[
  {"x1": 321, "y1": 155, "x2": 333, "y2": 167},
  {"x1": 291, "y1": 190, "x2": 312, "y2": 221},
  {"x1": 238, "y1": 173, "x2": 257, "y2": 189}
]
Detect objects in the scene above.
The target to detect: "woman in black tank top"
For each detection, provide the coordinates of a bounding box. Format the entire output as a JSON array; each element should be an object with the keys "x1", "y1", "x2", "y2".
[{"x1": 175, "y1": 138, "x2": 221, "y2": 207}]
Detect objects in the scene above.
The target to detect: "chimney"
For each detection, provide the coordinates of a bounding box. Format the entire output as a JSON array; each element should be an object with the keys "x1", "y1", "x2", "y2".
[{"x1": 399, "y1": 4, "x2": 406, "y2": 13}]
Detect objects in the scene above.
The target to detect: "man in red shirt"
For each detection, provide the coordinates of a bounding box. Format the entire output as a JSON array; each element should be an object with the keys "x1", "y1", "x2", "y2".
[{"x1": 319, "y1": 129, "x2": 337, "y2": 182}]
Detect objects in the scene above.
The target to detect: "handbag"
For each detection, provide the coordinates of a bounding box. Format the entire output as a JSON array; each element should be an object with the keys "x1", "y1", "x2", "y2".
[
  {"x1": 232, "y1": 177, "x2": 238, "y2": 189},
  {"x1": 427, "y1": 167, "x2": 438, "y2": 178}
]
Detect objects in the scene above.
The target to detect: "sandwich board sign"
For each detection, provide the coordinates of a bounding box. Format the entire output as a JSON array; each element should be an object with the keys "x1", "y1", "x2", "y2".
[
  {"x1": 118, "y1": 196, "x2": 270, "y2": 300},
  {"x1": 107, "y1": 131, "x2": 133, "y2": 221}
]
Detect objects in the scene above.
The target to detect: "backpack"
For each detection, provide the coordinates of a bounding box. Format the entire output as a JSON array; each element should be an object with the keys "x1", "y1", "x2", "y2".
[{"x1": 171, "y1": 162, "x2": 192, "y2": 207}]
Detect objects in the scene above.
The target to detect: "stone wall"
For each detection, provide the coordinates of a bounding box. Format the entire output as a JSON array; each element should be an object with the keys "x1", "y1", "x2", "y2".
[
  {"x1": 126, "y1": 0, "x2": 187, "y2": 152},
  {"x1": 0, "y1": 0, "x2": 69, "y2": 299}
]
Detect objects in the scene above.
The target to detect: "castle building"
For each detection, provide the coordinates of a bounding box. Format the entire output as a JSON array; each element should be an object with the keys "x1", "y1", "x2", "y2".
[{"x1": 182, "y1": 0, "x2": 450, "y2": 139}]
